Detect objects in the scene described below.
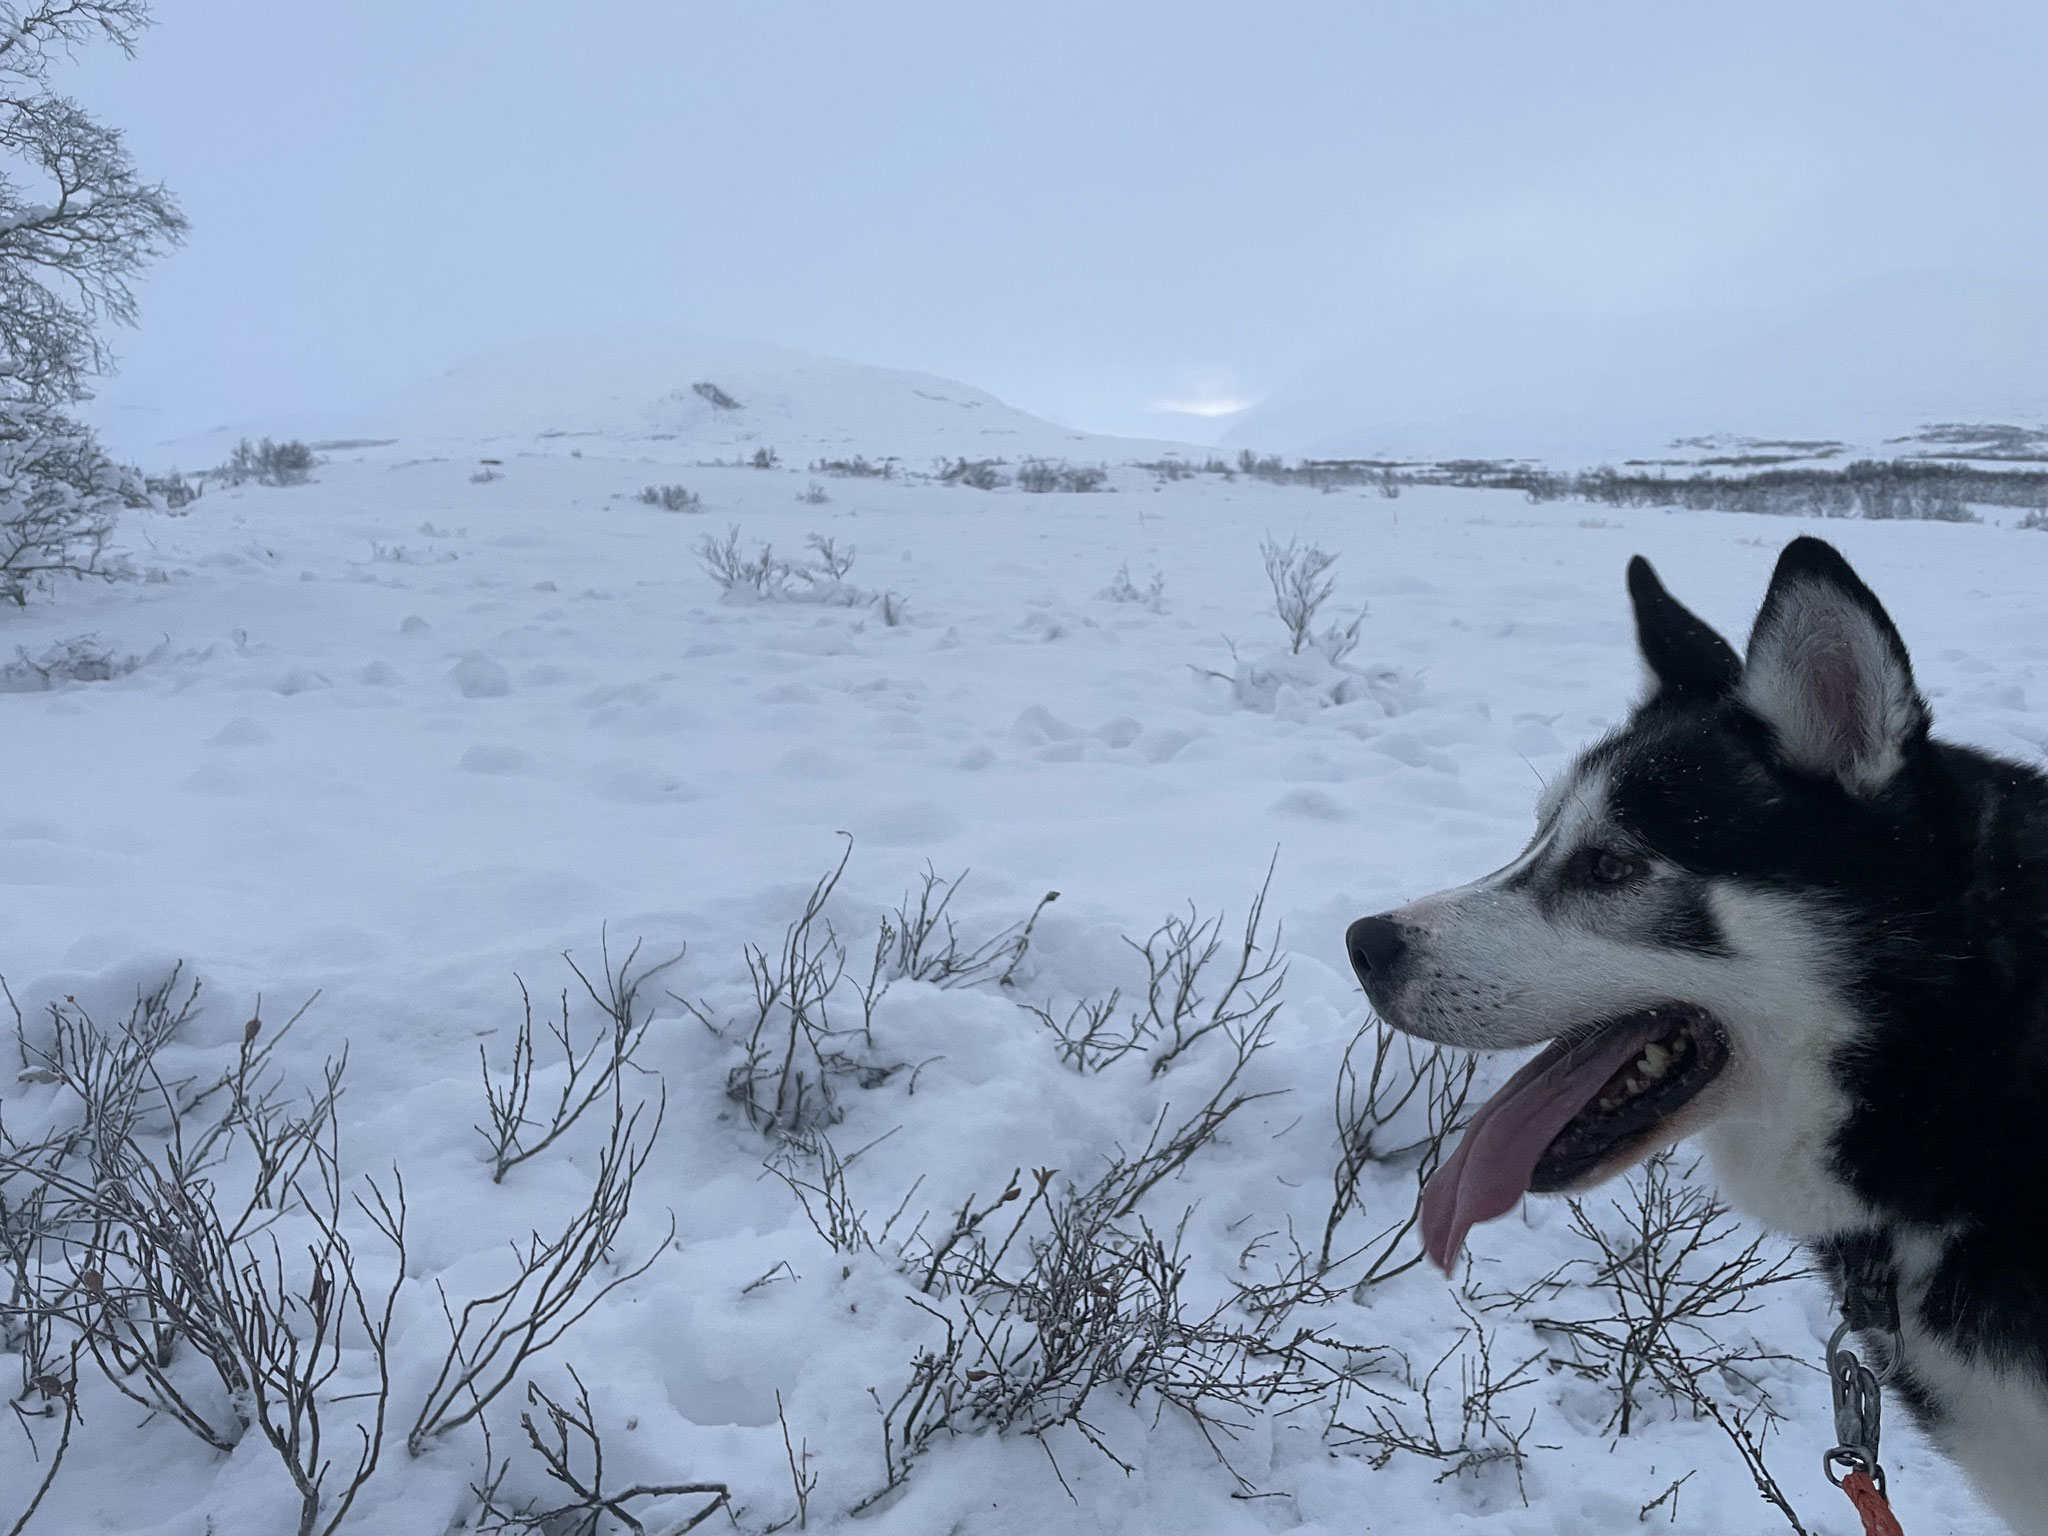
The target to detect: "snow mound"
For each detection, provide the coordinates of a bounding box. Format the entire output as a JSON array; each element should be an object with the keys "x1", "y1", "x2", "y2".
[{"x1": 1221, "y1": 644, "x2": 1418, "y2": 719}]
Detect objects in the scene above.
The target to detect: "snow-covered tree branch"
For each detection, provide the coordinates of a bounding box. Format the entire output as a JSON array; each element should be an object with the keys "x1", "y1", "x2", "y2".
[{"x1": 0, "y1": 1, "x2": 180, "y2": 603}]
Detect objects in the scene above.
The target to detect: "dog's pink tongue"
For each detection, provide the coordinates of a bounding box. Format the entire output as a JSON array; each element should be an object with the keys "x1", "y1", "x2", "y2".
[{"x1": 1420, "y1": 1021, "x2": 1656, "y2": 1272}]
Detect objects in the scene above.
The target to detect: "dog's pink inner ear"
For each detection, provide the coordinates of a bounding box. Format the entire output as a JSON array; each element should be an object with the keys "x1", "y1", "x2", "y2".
[
  {"x1": 1803, "y1": 634, "x2": 1876, "y2": 766},
  {"x1": 1742, "y1": 584, "x2": 1921, "y2": 794}
]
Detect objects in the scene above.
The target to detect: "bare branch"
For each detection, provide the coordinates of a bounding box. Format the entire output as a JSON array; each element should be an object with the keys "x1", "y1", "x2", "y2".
[
  {"x1": 476, "y1": 933, "x2": 680, "y2": 1183},
  {"x1": 472, "y1": 1368, "x2": 729, "y2": 1536},
  {"x1": 409, "y1": 1088, "x2": 671, "y2": 1456}
]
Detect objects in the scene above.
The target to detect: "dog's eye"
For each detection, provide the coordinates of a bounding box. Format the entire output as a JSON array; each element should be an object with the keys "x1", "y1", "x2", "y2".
[{"x1": 1589, "y1": 851, "x2": 1641, "y2": 886}]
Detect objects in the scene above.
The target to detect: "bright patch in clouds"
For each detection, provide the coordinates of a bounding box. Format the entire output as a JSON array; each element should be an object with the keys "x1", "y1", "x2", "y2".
[{"x1": 1148, "y1": 394, "x2": 1257, "y2": 418}]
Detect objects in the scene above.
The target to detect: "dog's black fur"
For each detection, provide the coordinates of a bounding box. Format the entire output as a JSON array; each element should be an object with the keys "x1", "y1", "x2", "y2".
[
  {"x1": 1628, "y1": 540, "x2": 2048, "y2": 1427},
  {"x1": 1352, "y1": 537, "x2": 2048, "y2": 1524}
]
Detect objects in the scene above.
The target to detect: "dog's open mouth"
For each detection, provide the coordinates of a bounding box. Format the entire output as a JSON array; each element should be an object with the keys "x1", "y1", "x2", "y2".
[{"x1": 1420, "y1": 1004, "x2": 1728, "y2": 1271}]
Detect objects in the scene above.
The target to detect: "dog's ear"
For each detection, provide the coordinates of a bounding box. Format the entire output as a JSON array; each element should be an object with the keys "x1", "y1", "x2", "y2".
[
  {"x1": 1740, "y1": 537, "x2": 1927, "y2": 794},
  {"x1": 1627, "y1": 555, "x2": 1741, "y2": 705}
]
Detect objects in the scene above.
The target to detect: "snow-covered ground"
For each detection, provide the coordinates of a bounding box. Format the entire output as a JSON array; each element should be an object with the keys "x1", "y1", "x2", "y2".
[{"x1": 4, "y1": 361, "x2": 2046, "y2": 1535}]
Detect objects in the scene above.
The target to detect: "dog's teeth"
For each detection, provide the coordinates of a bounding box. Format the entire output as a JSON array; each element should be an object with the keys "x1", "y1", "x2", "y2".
[{"x1": 1641, "y1": 1043, "x2": 1671, "y2": 1079}]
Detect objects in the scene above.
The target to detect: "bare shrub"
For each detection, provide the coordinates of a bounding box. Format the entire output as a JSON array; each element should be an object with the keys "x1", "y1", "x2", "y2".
[
  {"x1": 691, "y1": 847, "x2": 1053, "y2": 1138},
  {"x1": 797, "y1": 480, "x2": 829, "y2": 505},
  {"x1": 471, "y1": 1370, "x2": 728, "y2": 1535},
  {"x1": 371, "y1": 539, "x2": 461, "y2": 565},
  {"x1": 1028, "y1": 865, "x2": 1282, "y2": 1077},
  {"x1": 809, "y1": 455, "x2": 892, "y2": 479},
  {"x1": 772, "y1": 1390, "x2": 816, "y2": 1533},
  {"x1": 1014, "y1": 459, "x2": 1106, "y2": 494},
  {"x1": 0, "y1": 975, "x2": 404, "y2": 1536},
  {"x1": 694, "y1": 525, "x2": 779, "y2": 596},
  {"x1": 1260, "y1": 535, "x2": 1364, "y2": 660},
  {"x1": 143, "y1": 470, "x2": 201, "y2": 509},
  {"x1": 1497, "y1": 1154, "x2": 1814, "y2": 1530},
  {"x1": 1321, "y1": 1021, "x2": 1476, "y2": 1291},
  {"x1": 1507, "y1": 1155, "x2": 1807, "y2": 1434},
  {"x1": 751, "y1": 447, "x2": 778, "y2": 469},
  {"x1": 693, "y1": 526, "x2": 872, "y2": 606},
  {"x1": 695, "y1": 840, "x2": 863, "y2": 1137},
  {"x1": 409, "y1": 1090, "x2": 671, "y2": 1456},
  {"x1": 776, "y1": 965, "x2": 1280, "y2": 1294},
  {"x1": 864, "y1": 1157, "x2": 1339, "y2": 1508},
  {"x1": 1329, "y1": 1297, "x2": 1543, "y2": 1499},
  {"x1": 856, "y1": 866, "x2": 1056, "y2": 1030},
  {"x1": 2, "y1": 1337, "x2": 79, "y2": 1535},
  {"x1": 738, "y1": 862, "x2": 1325, "y2": 1507},
  {"x1": 0, "y1": 633, "x2": 146, "y2": 692},
  {"x1": 476, "y1": 935, "x2": 681, "y2": 1183},
  {"x1": 0, "y1": 959, "x2": 680, "y2": 1534},
  {"x1": 1227, "y1": 458, "x2": 1411, "y2": 494},
  {"x1": 1079, "y1": 1019, "x2": 1280, "y2": 1220},
  {"x1": 637, "y1": 483, "x2": 700, "y2": 512},
  {"x1": 804, "y1": 533, "x2": 853, "y2": 581},
  {"x1": 764, "y1": 1129, "x2": 914, "y2": 1258},
  {"x1": 691, "y1": 381, "x2": 741, "y2": 410},
  {"x1": 1100, "y1": 562, "x2": 1165, "y2": 612},
  {"x1": 79, "y1": 1126, "x2": 405, "y2": 1536},
  {"x1": 1421, "y1": 458, "x2": 2041, "y2": 521},
  {"x1": 936, "y1": 457, "x2": 1005, "y2": 491},
  {"x1": 222, "y1": 437, "x2": 315, "y2": 487}
]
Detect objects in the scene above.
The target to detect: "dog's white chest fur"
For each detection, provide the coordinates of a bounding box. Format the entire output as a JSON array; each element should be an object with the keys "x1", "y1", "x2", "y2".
[
  {"x1": 1884, "y1": 1232, "x2": 2048, "y2": 1532},
  {"x1": 1691, "y1": 888, "x2": 1876, "y2": 1237}
]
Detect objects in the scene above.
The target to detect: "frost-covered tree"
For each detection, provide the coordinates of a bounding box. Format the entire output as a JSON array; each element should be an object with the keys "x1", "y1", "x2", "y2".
[
  {"x1": 0, "y1": 396, "x2": 142, "y2": 603},
  {"x1": 0, "y1": 1, "x2": 184, "y2": 401},
  {"x1": 0, "y1": 1, "x2": 182, "y2": 602}
]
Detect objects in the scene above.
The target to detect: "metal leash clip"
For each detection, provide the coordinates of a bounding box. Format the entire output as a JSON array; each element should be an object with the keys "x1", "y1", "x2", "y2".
[{"x1": 1824, "y1": 1317, "x2": 1898, "y2": 1495}]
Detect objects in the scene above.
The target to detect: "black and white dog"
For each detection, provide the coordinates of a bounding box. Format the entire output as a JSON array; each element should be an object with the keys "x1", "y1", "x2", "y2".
[{"x1": 1346, "y1": 537, "x2": 2048, "y2": 1530}]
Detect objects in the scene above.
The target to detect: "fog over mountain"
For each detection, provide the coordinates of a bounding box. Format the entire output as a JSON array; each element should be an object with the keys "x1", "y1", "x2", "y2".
[{"x1": 1225, "y1": 271, "x2": 2048, "y2": 464}]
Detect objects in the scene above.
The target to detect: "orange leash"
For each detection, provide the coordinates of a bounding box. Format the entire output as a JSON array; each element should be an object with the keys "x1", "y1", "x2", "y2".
[{"x1": 1841, "y1": 1469, "x2": 1905, "y2": 1536}]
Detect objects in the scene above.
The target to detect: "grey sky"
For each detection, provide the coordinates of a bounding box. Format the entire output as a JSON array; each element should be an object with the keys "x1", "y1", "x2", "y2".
[{"x1": 64, "y1": 1, "x2": 2048, "y2": 455}]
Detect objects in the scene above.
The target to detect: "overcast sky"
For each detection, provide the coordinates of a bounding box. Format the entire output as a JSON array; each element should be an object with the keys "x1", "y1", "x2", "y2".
[{"x1": 62, "y1": 0, "x2": 2048, "y2": 454}]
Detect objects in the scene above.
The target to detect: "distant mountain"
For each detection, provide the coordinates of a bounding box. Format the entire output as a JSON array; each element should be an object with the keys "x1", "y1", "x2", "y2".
[
  {"x1": 114, "y1": 334, "x2": 1207, "y2": 471},
  {"x1": 392, "y1": 333, "x2": 1208, "y2": 461},
  {"x1": 1227, "y1": 272, "x2": 2048, "y2": 465}
]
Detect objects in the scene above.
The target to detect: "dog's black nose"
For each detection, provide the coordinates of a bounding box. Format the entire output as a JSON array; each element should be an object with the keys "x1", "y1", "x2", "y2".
[{"x1": 1345, "y1": 915, "x2": 1405, "y2": 985}]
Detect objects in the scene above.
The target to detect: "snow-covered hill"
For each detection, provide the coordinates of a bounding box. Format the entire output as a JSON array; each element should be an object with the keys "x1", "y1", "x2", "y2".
[{"x1": 120, "y1": 334, "x2": 1207, "y2": 473}]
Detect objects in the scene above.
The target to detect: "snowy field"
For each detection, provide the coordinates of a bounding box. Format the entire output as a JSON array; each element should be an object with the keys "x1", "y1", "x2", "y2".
[{"x1": 4, "y1": 363, "x2": 2046, "y2": 1535}]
